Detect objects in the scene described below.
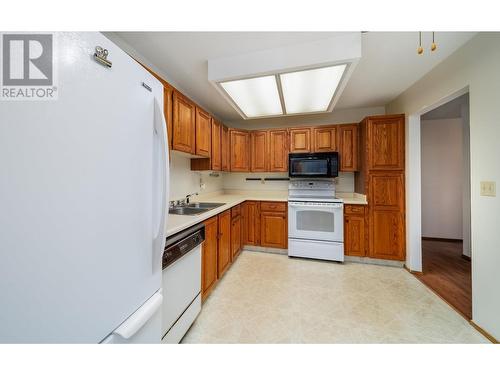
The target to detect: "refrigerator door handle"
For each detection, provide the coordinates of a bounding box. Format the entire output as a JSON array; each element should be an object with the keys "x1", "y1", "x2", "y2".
[
  {"x1": 113, "y1": 291, "x2": 163, "y2": 340},
  {"x1": 152, "y1": 98, "x2": 168, "y2": 274}
]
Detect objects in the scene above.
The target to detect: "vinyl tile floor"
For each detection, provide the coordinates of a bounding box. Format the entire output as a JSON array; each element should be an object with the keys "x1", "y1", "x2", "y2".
[{"x1": 182, "y1": 251, "x2": 488, "y2": 344}]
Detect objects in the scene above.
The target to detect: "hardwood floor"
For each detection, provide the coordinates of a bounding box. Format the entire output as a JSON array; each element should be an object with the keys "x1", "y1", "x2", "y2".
[{"x1": 415, "y1": 239, "x2": 472, "y2": 319}]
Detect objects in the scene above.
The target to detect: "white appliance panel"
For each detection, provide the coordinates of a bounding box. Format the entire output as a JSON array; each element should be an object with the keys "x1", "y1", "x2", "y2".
[
  {"x1": 288, "y1": 201, "x2": 344, "y2": 242},
  {"x1": 0, "y1": 32, "x2": 168, "y2": 342},
  {"x1": 161, "y1": 245, "x2": 202, "y2": 339},
  {"x1": 288, "y1": 238, "x2": 344, "y2": 262}
]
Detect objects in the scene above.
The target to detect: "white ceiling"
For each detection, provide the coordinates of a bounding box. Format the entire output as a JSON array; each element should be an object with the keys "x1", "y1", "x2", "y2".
[{"x1": 114, "y1": 31, "x2": 476, "y2": 126}]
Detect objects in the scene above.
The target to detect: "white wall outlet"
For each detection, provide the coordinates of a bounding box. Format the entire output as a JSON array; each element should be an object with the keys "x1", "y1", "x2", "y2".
[{"x1": 480, "y1": 181, "x2": 496, "y2": 197}]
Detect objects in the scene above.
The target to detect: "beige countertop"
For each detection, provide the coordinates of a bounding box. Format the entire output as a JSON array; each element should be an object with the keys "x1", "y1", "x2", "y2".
[{"x1": 166, "y1": 190, "x2": 367, "y2": 237}]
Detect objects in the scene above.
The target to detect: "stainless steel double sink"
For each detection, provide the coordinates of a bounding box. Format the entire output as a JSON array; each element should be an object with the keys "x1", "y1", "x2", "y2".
[{"x1": 169, "y1": 202, "x2": 225, "y2": 216}]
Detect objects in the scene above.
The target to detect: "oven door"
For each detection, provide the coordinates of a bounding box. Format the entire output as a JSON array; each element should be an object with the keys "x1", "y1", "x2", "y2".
[{"x1": 288, "y1": 201, "x2": 343, "y2": 242}]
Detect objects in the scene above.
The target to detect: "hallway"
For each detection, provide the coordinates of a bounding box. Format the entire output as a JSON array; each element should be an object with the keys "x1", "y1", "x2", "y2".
[{"x1": 415, "y1": 239, "x2": 472, "y2": 319}]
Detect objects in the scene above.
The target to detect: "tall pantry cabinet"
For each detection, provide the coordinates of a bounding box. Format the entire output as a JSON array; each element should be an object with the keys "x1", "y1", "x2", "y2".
[{"x1": 356, "y1": 114, "x2": 405, "y2": 261}]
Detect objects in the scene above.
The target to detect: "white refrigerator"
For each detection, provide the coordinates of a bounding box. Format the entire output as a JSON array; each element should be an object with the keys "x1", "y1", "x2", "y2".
[{"x1": 0, "y1": 32, "x2": 169, "y2": 343}]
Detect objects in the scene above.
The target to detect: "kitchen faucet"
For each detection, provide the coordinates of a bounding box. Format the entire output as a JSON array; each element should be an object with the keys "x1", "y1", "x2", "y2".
[{"x1": 185, "y1": 192, "x2": 199, "y2": 204}]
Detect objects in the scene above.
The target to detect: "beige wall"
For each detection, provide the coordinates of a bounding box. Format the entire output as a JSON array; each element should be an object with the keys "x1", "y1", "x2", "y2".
[
  {"x1": 387, "y1": 33, "x2": 500, "y2": 339},
  {"x1": 421, "y1": 118, "x2": 463, "y2": 239},
  {"x1": 169, "y1": 152, "x2": 223, "y2": 201}
]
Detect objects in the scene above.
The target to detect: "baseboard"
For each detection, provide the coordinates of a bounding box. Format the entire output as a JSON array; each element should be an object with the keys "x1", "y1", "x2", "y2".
[
  {"x1": 462, "y1": 254, "x2": 471, "y2": 261},
  {"x1": 243, "y1": 245, "x2": 287, "y2": 255},
  {"x1": 403, "y1": 264, "x2": 423, "y2": 275},
  {"x1": 345, "y1": 255, "x2": 404, "y2": 268},
  {"x1": 422, "y1": 237, "x2": 463, "y2": 243},
  {"x1": 469, "y1": 321, "x2": 498, "y2": 344}
]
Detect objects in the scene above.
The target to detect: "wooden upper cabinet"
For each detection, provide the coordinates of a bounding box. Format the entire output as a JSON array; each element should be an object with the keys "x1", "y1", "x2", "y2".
[
  {"x1": 313, "y1": 126, "x2": 337, "y2": 152},
  {"x1": 221, "y1": 125, "x2": 230, "y2": 171},
  {"x1": 211, "y1": 119, "x2": 222, "y2": 171},
  {"x1": 289, "y1": 127, "x2": 311, "y2": 153},
  {"x1": 250, "y1": 130, "x2": 269, "y2": 172},
  {"x1": 201, "y1": 216, "x2": 218, "y2": 300},
  {"x1": 172, "y1": 90, "x2": 196, "y2": 154},
  {"x1": 230, "y1": 129, "x2": 250, "y2": 172},
  {"x1": 367, "y1": 115, "x2": 404, "y2": 170},
  {"x1": 269, "y1": 129, "x2": 289, "y2": 172},
  {"x1": 195, "y1": 107, "x2": 211, "y2": 157},
  {"x1": 339, "y1": 124, "x2": 359, "y2": 172}
]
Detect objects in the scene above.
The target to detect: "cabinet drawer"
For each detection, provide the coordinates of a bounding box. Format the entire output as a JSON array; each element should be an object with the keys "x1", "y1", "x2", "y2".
[
  {"x1": 231, "y1": 205, "x2": 241, "y2": 218},
  {"x1": 260, "y1": 201, "x2": 286, "y2": 212},
  {"x1": 345, "y1": 205, "x2": 366, "y2": 215}
]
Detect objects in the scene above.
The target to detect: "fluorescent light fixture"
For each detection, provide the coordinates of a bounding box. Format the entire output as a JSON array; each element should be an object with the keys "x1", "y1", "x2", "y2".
[
  {"x1": 279, "y1": 65, "x2": 347, "y2": 114},
  {"x1": 220, "y1": 75, "x2": 282, "y2": 118}
]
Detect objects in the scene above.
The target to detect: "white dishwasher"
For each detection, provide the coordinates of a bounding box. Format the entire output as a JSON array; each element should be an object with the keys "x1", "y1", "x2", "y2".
[{"x1": 161, "y1": 222, "x2": 204, "y2": 343}]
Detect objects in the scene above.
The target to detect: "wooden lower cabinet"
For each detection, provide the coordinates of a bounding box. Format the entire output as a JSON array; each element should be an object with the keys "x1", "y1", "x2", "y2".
[
  {"x1": 201, "y1": 216, "x2": 218, "y2": 300},
  {"x1": 368, "y1": 172, "x2": 405, "y2": 260},
  {"x1": 344, "y1": 205, "x2": 367, "y2": 257},
  {"x1": 260, "y1": 203, "x2": 287, "y2": 249},
  {"x1": 231, "y1": 206, "x2": 242, "y2": 260},
  {"x1": 242, "y1": 201, "x2": 260, "y2": 246},
  {"x1": 217, "y1": 210, "x2": 231, "y2": 278}
]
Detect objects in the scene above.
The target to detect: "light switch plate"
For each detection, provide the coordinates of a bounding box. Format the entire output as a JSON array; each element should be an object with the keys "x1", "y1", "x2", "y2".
[{"x1": 480, "y1": 181, "x2": 496, "y2": 197}]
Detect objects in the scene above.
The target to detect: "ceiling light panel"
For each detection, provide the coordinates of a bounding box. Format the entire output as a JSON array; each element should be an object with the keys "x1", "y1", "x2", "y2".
[
  {"x1": 220, "y1": 75, "x2": 283, "y2": 118},
  {"x1": 280, "y1": 65, "x2": 347, "y2": 114}
]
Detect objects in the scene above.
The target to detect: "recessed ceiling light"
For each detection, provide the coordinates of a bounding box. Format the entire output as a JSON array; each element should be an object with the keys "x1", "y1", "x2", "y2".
[
  {"x1": 220, "y1": 75, "x2": 283, "y2": 118},
  {"x1": 279, "y1": 64, "x2": 347, "y2": 114}
]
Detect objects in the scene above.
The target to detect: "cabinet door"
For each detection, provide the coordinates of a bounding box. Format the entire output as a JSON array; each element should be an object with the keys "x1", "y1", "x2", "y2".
[
  {"x1": 250, "y1": 130, "x2": 269, "y2": 172},
  {"x1": 172, "y1": 91, "x2": 196, "y2": 154},
  {"x1": 211, "y1": 119, "x2": 222, "y2": 171},
  {"x1": 368, "y1": 172, "x2": 405, "y2": 260},
  {"x1": 231, "y1": 215, "x2": 242, "y2": 260},
  {"x1": 313, "y1": 126, "x2": 337, "y2": 152},
  {"x1": 339, "y1": 124, "x2": 358, "y2": 171},
  {"x1": 243, "y1": 201, "x2": 260, "y2": 246},
  {"x1": 202, "y1": 216, "x2": 218, "y2": 300},
  {"x1": 260, "y1": 211, "x2": 287, "y2": 249},
  {"x1": 368, "y1": 115, "x2": 404, "y2": 170},
  {"x1": 221, "y1": 125, "x2": 230, "y2": 171},
  {"x1": 195, "y1": 107, "x2": 211, "y2": 157},
  {"x1": 344, "y1": 214, "x2": 366, "y2": 257},
  {"x1": 289, "y1": 127, "x2": 311, "y2": 153},
  {"x1": 217, "y1": 210, "x2": 231, "y2": 278},
  {"x1": 164, "y1": 85, "x2": 174, "y2": 151},
  {"x1": 230, "y1": 129, "x2": 250, "y2": 172},
  {"x1": 269, "y1": 129, "x2": 288, "y2": 172}
]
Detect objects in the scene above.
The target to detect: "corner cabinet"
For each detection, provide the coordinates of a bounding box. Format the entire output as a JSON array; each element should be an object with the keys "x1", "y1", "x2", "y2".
[
  {"x1": 172, "y1": 90, "x2": 196, "y2": 154},
  {"x1": 231, "y1": 205, "x2": 242, "y2": 260},
  {"x1": 211, "y1": 119, "x2": 222, "y2": 171},
  {"x1": 229, "y1": 129, "x2": 250, "y2": 172}
]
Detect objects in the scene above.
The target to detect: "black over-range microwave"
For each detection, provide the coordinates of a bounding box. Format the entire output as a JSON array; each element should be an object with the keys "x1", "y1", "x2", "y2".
[{"x1": 288, "y1": 152, "x2": 339, "y2": 178}]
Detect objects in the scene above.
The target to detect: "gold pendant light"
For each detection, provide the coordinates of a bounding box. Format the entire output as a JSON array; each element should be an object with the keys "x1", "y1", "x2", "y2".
[
  {"x1": 431, "y1": 32, "x2": 437, "y2": 52},
  {"x1": 417, "y1": 32, "x2": 424, "y2": 55}
]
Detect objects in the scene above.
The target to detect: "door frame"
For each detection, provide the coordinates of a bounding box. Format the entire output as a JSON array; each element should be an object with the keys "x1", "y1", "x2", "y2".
[{"x1": 405, "y1": 86, "x2": 470, "y2": 272}]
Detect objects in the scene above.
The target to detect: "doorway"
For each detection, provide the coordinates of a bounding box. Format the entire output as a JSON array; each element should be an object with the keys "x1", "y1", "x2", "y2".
[{"x1": 413, "y1": 93, "x2": 472, "y2": 319}]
